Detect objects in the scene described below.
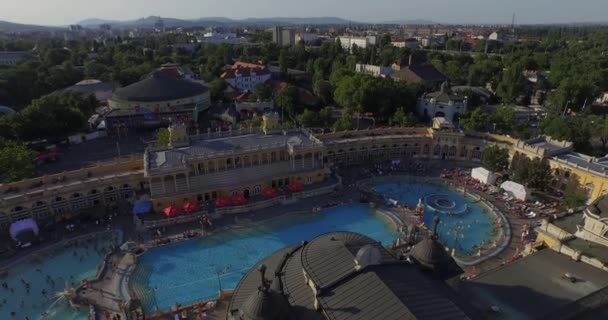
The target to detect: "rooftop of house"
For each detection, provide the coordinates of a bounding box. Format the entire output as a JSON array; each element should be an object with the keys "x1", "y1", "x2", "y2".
[
  {"x1": 455, "y1": 249, "x2": 608, "y2": 320},
  {"x1": 0, "y1": 51, "x2": 30, "y2": 59},
  {"x1": 146, "y1": 129, "x2": 320, "y2": 174},
  {"x1": 221, "y1": 61, "x2": 270, "y2": 79},
  {"x1": 393, "y1": 63, "x2": 448, "y2": 83},
  {"x1": 267, "y1": 65, "x2": 309, "y2": 76}
]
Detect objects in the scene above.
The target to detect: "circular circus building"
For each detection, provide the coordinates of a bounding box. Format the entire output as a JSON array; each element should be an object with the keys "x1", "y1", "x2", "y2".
[{"x1": 106, "y1": 69, "x2": 210, "y2": 134}]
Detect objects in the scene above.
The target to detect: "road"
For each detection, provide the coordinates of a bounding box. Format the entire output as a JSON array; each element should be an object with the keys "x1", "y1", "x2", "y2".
[{"x1": 36, "y1": 135, "x2": 149, "y2": 176}]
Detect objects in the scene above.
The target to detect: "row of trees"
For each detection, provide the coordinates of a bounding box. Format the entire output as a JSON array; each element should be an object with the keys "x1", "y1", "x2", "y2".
[{"x1": 482, "y1": 146, "x2": 556, "y2": 192}]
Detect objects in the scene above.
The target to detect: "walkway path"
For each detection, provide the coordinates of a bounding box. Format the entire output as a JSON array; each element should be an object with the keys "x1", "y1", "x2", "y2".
[{"x1": 76, "y1": 252, "x2": 136, "y2": 320}]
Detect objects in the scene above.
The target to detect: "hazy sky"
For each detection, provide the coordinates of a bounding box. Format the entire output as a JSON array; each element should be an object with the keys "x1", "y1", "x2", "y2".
[{"x1": 3, "y1": 0, "x2": 608, "y2": 25}]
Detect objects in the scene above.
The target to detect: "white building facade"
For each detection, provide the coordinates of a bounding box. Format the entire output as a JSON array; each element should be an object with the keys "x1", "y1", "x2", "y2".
[
  {"x1": 416, "y1": 83, "x2": 467, "y2": 122},
  {"x1": 338, "y1": 35, "x2": 377, "y2": 51},
  {"x1": 355, "y1": 64, "x2": 393, "y2": 78}
]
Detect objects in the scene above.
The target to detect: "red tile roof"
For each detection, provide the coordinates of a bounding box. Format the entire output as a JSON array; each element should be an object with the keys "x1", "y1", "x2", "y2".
[{"x1": 220, "y1": 61, "x2": 270, "y2": 79}]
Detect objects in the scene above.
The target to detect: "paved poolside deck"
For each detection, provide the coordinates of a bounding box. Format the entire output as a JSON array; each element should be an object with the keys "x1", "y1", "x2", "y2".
[{"x1": 76, "y1": 252, "x2": 135, "y2": 319}]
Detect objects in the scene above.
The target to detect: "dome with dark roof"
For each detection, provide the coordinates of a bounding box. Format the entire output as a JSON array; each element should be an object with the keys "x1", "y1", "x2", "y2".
[
  {"x1": 0, "y1": 105, "x2": 16, "y2": 115},
  {"x1": 112, "y1": 72, "x2": 207, "y2": 102},
  {"x1": 237, "y1": 265, "x2": 293, "y2": 320},
  {"x1": 411, "y1": 217, "x2": 454, "y2": 271},
  {"x1": 239, "y1": 288, "x2": 284, "y2": 320}
]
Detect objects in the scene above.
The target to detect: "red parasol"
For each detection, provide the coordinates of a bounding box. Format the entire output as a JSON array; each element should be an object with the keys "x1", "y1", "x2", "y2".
[
  {"x1": 215, "y1": 196, "x2": 231, "y2": 208},
  {"x1": 163, "y1": 205, "x2": 182, "y2": 218},
  {"x1": 288, "y1": 181, "x2": 304, "y2": 192},
  {"x1": 231, "y1": 193, "x2": 248, "y2": 206},
  {"x1": 182, "y1": 202, "x2": 201, "y2": 214},
  {"x1": 262, "y1": 187, "x2": 278, "y2": 199}
]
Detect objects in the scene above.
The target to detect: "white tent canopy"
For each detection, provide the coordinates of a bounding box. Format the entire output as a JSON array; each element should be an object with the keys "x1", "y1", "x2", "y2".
[
  {"x1": 501, "y1": 181, "x2": 530, "y2": 201},
  {"x1": 471, "y1": 167, "x2": 497, "y2": 185},
  {"x1": 9, "y1": 218, "x2": 40, "y2": 247}
]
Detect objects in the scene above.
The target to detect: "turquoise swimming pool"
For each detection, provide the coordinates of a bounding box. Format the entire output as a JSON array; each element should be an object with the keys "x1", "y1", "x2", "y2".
[
  {"x1": 0, "y1": 234, "x2": 114, "y2": 320},
  {"x1": 373, "y1": 182, "x2": 497, "y2": 255},
  {"x1": 130, "y1": 204, "x2": 398, "y2": 313}
]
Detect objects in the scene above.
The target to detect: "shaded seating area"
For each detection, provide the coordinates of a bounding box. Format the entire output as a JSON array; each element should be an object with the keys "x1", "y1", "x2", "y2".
[{"x1": 9, "y1": 218, "x2": 40, "y2": 248}]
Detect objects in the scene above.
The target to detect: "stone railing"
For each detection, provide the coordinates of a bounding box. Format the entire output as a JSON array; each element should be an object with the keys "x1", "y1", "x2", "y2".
[
  {"x1": 142, "y1": 211, "x2": 209, "y2": 229},
  {"x1": 215, "y1": 196, "x2": 286, "y2": 215},
  {"x1": 292, "y1": 177, "x2": 342, "y2": 200},
  {"x1": 0, "y1": 157, "x2": 143, "y2": 200}
]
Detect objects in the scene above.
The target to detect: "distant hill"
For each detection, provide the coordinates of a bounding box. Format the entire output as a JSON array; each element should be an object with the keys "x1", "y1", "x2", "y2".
[
  {"x1": 381, "y1": 19, "x2": 437, "y2": 25},
  {"x1": 78, "y1": 16, "x2": 358, "y2": 28},
  {"x1": 0, "y1": 20, "x2": 61, "y2": 32}
]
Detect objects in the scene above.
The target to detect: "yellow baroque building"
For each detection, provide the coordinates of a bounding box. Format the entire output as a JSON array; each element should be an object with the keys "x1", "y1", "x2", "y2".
[
  {"x1": 511, "y1": 136, "x2": 608, "y2": 202},
  {"x1": 2, "y1": 123, "x2": 608, "y2": 230},
  {"x1": 144, "y1": 124, "x2": 328, "y2": 209}
]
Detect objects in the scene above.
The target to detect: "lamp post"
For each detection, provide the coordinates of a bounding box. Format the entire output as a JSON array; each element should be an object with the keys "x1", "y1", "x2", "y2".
[{"x1": 561, "y1": 101, "x2": 571, "y2": 118}]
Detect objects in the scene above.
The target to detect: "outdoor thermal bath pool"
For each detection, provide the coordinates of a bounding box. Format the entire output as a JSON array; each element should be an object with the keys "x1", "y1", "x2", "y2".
[
  {"x1": 130, "y1": 204, "x2": 398, "y2": 313},
  {"x1": 0, "y1": 233, "x2": 114, "y2": 320},
  {"x1": 373, "y1": 181, "x2": 498, "y2": 255}
]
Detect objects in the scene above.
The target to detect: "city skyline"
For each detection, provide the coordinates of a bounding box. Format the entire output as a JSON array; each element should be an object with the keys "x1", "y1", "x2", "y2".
[{"x1": 3, "y1": 0, "x2": 608, "y2": 26}]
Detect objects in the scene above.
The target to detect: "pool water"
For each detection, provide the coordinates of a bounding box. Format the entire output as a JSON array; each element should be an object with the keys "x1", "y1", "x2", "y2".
[
  {"x1": 131, "y1": 204, "x2": 398, "y2": 313},
  {"x1": 373, "y1": 182, "x2": 497, "y2": 255},
  {"x1": 0, "y1": 234, "x2": 114, "y2": 320}
]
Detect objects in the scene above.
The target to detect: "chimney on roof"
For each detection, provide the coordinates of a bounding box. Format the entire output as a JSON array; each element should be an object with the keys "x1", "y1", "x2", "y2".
[
  {"x1": 409, "y1": 54, "x2": 414, "y2": 67},
  {"x1": 258, "y1": 264, "x2": 268, "y2": 290}
]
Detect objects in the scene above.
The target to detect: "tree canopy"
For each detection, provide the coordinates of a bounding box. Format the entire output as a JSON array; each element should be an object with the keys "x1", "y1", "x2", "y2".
[
  {"x1": 0, "y1": 139, "x2": 35, "y2": 182},
  {"x1": 482, "y1": 145, "x2": 510, "y2": 172}
]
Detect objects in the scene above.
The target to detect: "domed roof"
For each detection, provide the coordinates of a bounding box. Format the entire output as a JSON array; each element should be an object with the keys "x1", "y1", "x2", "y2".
[
  {"x1": 238, "y1": 265, "x2": 292, "y2": 320},
  {"x1": 239, "y1": 288, "x2": 284, "y2": 320},
  {"x1": 112, "y1": 72, "x2": 207, "y2": 102},
  {"x1": 411, "y1": 217, "x2": 453, "y2": 270},
  {"x1": 0, "y1": 106, "x2": 16, "y2": 114}
]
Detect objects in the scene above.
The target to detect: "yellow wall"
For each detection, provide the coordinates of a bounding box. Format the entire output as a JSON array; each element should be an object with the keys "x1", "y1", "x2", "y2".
[
  {"x1": 548, "y1": 159, "x2": 608, "y2": 202},
  {"x1": 151, "y1": 169, "x2": 327, "y2": 208}
]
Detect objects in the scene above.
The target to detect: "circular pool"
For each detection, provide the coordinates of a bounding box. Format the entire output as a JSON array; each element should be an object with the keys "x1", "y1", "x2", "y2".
[
  {"x1": 373, "y1": 181, "x2": 499, "y2": 256},
  {"x1": 425, "y1": 194, "x2": 468, "y2": 214}
]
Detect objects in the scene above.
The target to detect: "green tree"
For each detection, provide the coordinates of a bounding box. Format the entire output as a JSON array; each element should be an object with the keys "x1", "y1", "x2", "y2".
[
  {"x1": 208, "y1": 79, "x2": 227, "y2": 101},
  {"x1": 482, "y1": 145, "x2": 510, "y2": 172},
  {"x1": 275, "y1": 85, "x2": 300, "y2": 121},
  {"x1": 460, "y1": 108, "x2": 488, "y2": 132},
  {"x1": 541, "y1": 115, "x2": 591, "y2": 153},
  {"x1": 297, "y1": 109, "x2": 318, "y2": 127},
  {"x1": 156, "y1": 128, "x2": 170, "y2": 147},
  {"x1": 391, "y1": 108, "x2": 417, "y2": 127},
  {"x1": 279, "y1": 49, "x2": 288, "y2": 73},
  {"x1": 44, "y1": 48, "x2": 71, "y2": 66},
  {"x1": 590, "y1": 115, "x2": 608, "y2": 151},
  {"x1": 512, "y1": 157, "x2": 552, "y2": 190},
  {"x1": 0, "y1": 140, "x2": 35, "y2": 182},
  {"x1": 313, "y1": 80, "x2": 333, "y2": 105},
  {"x1": 9, "y1": 92, "x2": 96, "y2": 140},
  {"x1": 333, "y1": 76, "x2": 356, "y2": 109},
  {"x1": 492, "y1": 105, "x2": 515, "y2": 132},
  {"x1": 332, "y1": 114, "x2": 353, "y2": 132},
  {"x1": 563, "y1": 189, "x2": 588, "y2": 209},
  {"x1": 253, "y1": 83, "x2": 272, "y2": 101},
  {"x1": 84, "y1": 61, "x2": 110, "y2": 80},
  {"x1": 496, "y1": 66, "x2": 526, "y2": 104},
  {"x1": 318, "y1": 107, "x2": 334, "y2": 127}
]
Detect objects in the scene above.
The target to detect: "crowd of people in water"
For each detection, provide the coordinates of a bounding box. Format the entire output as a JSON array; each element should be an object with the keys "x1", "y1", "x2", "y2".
[
  {"x1": 373, "y1": 176, "x2": 505, "y2": 258},
  {"x1": 0, "y1": 237, "x2": 113, "y2": 319}
]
